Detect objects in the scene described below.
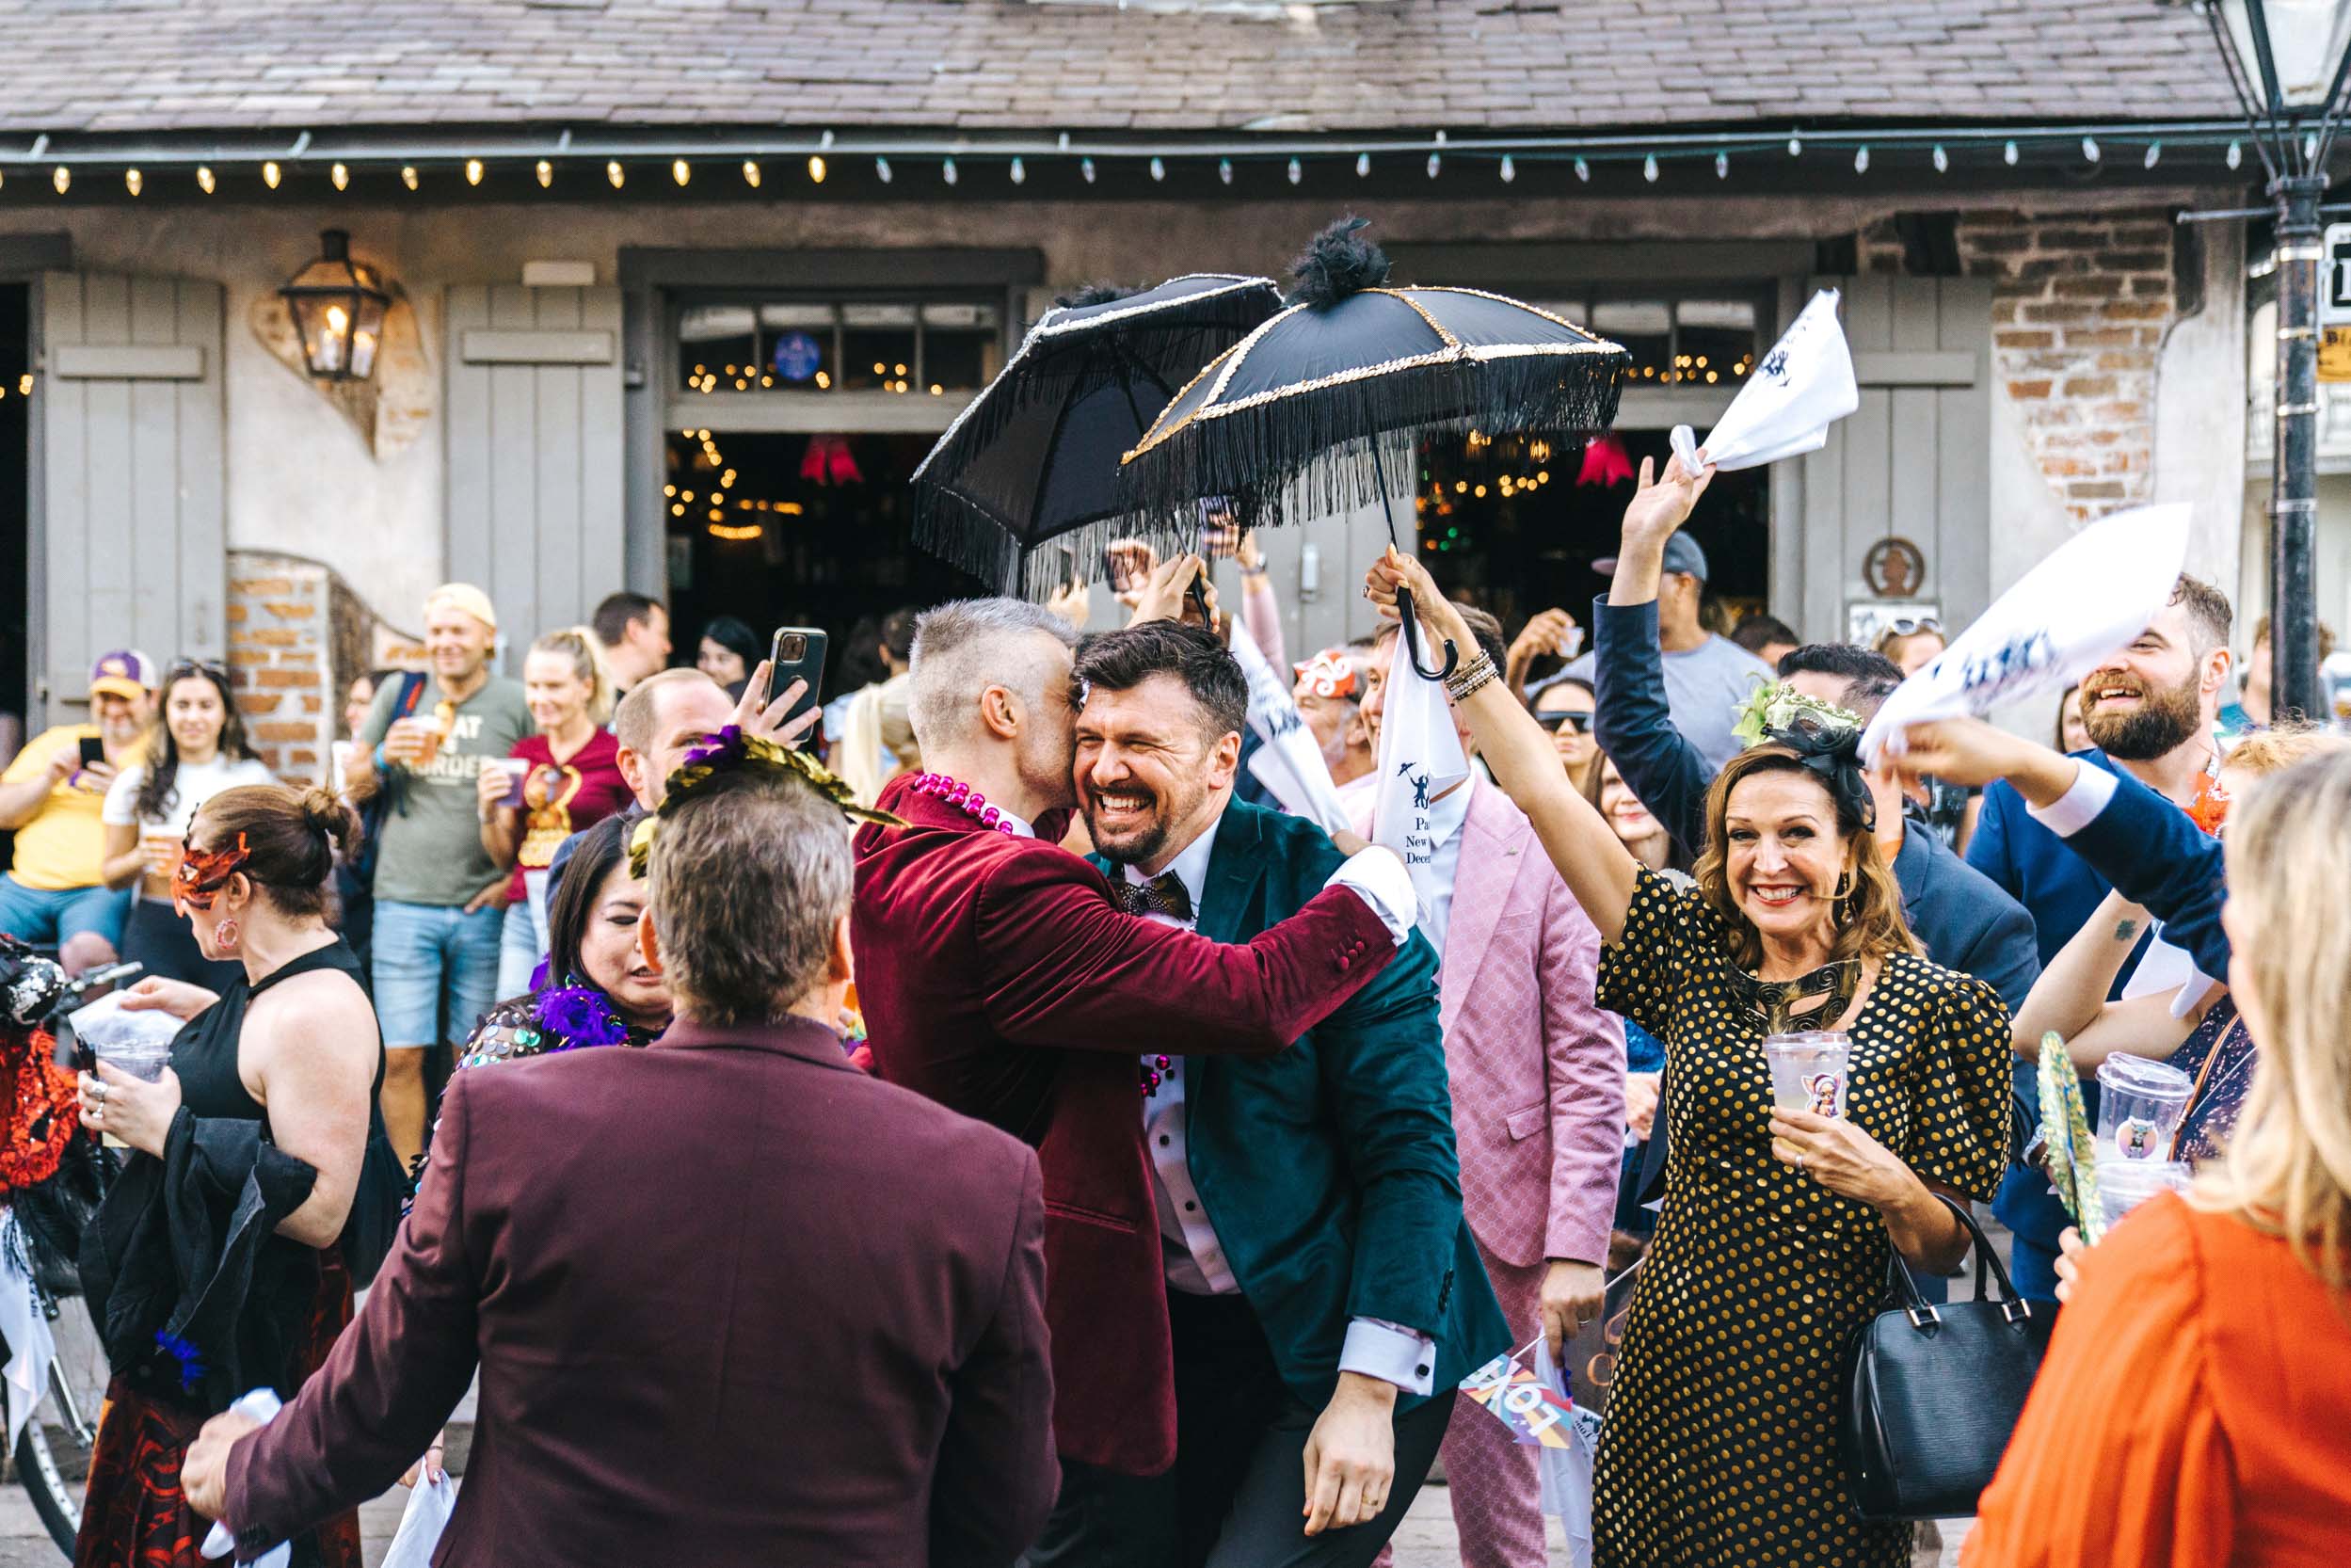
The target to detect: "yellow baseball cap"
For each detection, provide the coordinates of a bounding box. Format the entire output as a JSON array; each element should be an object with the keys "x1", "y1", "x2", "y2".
[{"x1": 424, "y1": 583, "x2": 498, "y2": 632}]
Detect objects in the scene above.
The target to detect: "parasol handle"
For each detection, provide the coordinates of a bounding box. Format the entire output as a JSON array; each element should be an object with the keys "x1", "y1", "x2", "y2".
[{"x1": 1398, "y1": 592, "x2": 1459, "y2": 681}]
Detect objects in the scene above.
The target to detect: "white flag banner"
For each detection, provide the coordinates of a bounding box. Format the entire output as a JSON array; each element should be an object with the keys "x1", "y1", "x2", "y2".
[
  {"x1": 1370, "y1": 632, "x2": 1470, "y2": 908},
  {"x1": 1228, "y1": 617, "x2": 1352, "y2": 835},
  {"x1": 1860, "y1": 502, "x2": 2194, "y2": 767},
  {"x1": 1670, "y1": 289, "x2": 1858, "y2": 475}
]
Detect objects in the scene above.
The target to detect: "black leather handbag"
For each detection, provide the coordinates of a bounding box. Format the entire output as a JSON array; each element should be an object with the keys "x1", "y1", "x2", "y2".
[{"x1": 1842, "y1": 1193, "x2": 2054, "y2": 1520}]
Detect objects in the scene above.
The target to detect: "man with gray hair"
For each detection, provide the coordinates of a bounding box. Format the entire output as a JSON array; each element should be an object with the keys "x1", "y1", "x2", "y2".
[
  {"x1": 853, "y1": 594, "x2": 1419, "y2": 1485},
  {"x1": 192, "y1": 755, "x2": 1058, "y2": 1566}
]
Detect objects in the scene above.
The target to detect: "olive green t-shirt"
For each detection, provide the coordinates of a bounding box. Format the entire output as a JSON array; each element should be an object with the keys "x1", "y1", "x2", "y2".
[{"x1": 360, "y1": 675, "x2": 535, "y2": 906}]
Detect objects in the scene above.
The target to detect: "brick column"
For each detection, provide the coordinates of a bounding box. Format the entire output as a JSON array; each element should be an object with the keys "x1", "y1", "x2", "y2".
[{"x1": 226, "y1": 555, "x2": 336, "y2": 788}]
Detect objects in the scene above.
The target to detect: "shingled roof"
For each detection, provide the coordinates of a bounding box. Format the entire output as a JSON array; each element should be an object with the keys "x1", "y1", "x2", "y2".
[{"x1": 0, "y1": 0, "x2": 2238, "y2": 137}]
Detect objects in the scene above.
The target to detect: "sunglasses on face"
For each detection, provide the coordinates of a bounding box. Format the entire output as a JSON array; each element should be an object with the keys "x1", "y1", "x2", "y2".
[
  {"x1": 1534, "y1": 710, "x2": 1594, "y2": 734},
  {"x1": 1884, "y1": 617, "x2": 1941, "y2": 637}
]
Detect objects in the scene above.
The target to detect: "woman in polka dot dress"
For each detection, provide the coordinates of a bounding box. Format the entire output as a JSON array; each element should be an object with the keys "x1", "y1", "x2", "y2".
[{"x1": 1369, "y1": 537, "x2": 2009, "y2": 1567}]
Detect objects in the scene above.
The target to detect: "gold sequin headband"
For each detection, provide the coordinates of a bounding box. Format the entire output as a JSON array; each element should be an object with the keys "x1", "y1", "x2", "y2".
[{"x1": 627, "y1": 727, "x2": 904, "y2": 878}]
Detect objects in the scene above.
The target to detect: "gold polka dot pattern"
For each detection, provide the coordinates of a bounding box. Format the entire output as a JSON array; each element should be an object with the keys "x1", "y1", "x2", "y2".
[{"x1": 1589, "y1": 866, "x2": 2010, "y2": 1568}]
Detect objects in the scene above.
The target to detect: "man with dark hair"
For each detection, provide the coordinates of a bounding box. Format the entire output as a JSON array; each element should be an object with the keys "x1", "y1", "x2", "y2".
[
  {"x1": 591, "y1": 590, "x2": 672, "y2": 696},
  {"x1": 854, "y1": 596, "x2": 1423, "y2": 1510},
  {"x1": 1035, "y1": 619, "x2": 1505, "y2": 1568},
  {"x1": 1730, "y1": 611, "x2": 1800, "y2": 666},
  {"x1": 186, "y1": 761, "x2": 1059, "y2": 1567},
  {"x1": 1587, "y1": 465, "x2": 2038, "y2": 1010},
  {"x1": 1967, "y1": 570, "x2": 2234, "y2": 1297}
]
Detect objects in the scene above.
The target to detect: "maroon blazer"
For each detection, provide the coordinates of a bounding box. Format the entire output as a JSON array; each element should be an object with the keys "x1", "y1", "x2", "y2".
[
  {"x1": 852, "y1": 776, "x2": 1398, "y2": 1476},
  {"x1": 223, "y1": 1016, "x2": 1057, "y2": 1568}
]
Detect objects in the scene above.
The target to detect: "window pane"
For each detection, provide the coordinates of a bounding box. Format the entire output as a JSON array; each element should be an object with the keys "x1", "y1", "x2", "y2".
[
  {"x1": 679, "y1": 305, "x2": 758, "y2": 393},
  {"x1": 1676, "y1": 299, "x2": 1758, "y2": 389},
  {"x1": 1591, "y1": 300, "x2": 1671, "y2": 386}
]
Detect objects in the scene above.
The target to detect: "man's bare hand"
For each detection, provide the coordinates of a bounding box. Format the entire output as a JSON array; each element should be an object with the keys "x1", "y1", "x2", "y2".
[
  {"x1": 1044, "y1": 579, "x2": 1092, "y2": 633},
  {"x1": 1540, "y1": 1259, "x2": 1607, "y2": 1366},
  {"x1": 1128, "y1": 552, "x2": 1218, "y2": 632},
  {"x1": 1620, "y1": 452, "x2": 1713, "y2": 549},
  {"x1": 730, "y1": 660, "x2": 819, "y2": 750},
  {"x1": 1301, "y1": 1372, "x2": 1398, "y2": 1536},
  {"x1": 183, "y1": 1409, "x2": 261, "y2": 1519}
]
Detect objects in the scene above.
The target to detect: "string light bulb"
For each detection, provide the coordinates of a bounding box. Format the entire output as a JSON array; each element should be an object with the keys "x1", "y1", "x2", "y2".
[
  {"x1": 2003, "y1": 140, "x2": 2019, "y2": 166},
  {"x1": 607, "y1": 160, "x2": 625, "y2": 188},
  {"x1": 1574, "y1": 156, "x2": 1590, "y2": 182},
  {"x1": 1853, "y1": 145, "x2": 1870, "y2": 173},
  {"x1": 1932, "y1": 144, "x2": 1948, "y2": 173},
  {"x1": 1149, "y1": 156, "x2": 1164, "y2": 182},
  {"x1": 1426, "y1": 151, "x2": 1441, "y2": 178},
  {"x1": 198, "y1": 166, "x2": 216, "y2": 194},
  {"x1": 1499, "y1": 154, "x2": 1514, "y2": 183},
  {"x1": 2080, "y1": 136, "x2": 2100, "y2": 162},
  {"x1": 2144, "y1": 141, "x2": 2161, "y2": 168},
  {"x1": 1642, "y1": 153, "x2": 1658, "y2": 183},
  {"x1": 1080, "y1": 156, "x2": 1096, "y2": 184},
  {"x1": 2227, "y1": 139, "x2": 2242, "y2": 169},
  {"x1": 536, "y1": 159, "x2": 552, "y2": 187},
  {"x1": 1288, "y1": 157, "x2": 1303, "y2": 184},
  {"x1": 741, "y1": 160, "x2": 760, "y2": 187},
  {"x1": 1787, "y1": 135, "x2": 1801, "y2": 156},
  {"x1": 401, "y1": 165, "x2": 418, "y2": 190},
  {"x1": 672, "y1": 159, "x2": 691, "y2": 186},
  {"x1": 124, "y1": 168, "x2": 142, "y2": 196},
  {"x1": 50, "y1": 165, "x2": 68, "y2": 195},
  {"x1": 808, "y1": 154, "x2": 825, "y2": 184},
  {"x1": 1011, "y1": 156, "x2": 1027, "y2": 184},
  {"x1": 331, "y1": 162, "x2": 350, "y2": 190},
  {"x1": 262, "y1": 160, "x2": 280, "y2": 189},
  {"x1": 942, "y1": 157, "x2": 958, "y2": 184},
  {"x1": 1714, "y1": 151, "x2": 1728, "y2": 179},
  {"x1": 1355, "y1": 152, "x2": 1370, "y2": 177},
  {"x1": 1219, "y1": 157, "x2": 1233, "y2": 184},
  {"x1": 875, "y1": 156, "x2": 892, "y2": 183}
]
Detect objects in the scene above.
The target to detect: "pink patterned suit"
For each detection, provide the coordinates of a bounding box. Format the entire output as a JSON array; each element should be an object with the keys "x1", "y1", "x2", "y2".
[{"x1": 1367, "y1": 776, "x2": 1625, "y2": 1567}]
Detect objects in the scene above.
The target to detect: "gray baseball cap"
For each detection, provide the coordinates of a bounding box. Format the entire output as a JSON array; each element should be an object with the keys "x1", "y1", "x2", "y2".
[{"x1": 1592, "y1": 534, "x2": 1709, "y2": 584}]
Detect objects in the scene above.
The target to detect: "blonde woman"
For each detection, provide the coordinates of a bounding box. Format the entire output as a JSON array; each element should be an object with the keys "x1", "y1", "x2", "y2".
[
  {"x1": 1367, "y1": 538, "x2": 2010, "y2": 1568},
  {"x1": 478, "y1": 628, "x2": 631, "y2": 996},
  {"x1": 1967, "y1": 748, "x2": 2351, "y2": 1566}
]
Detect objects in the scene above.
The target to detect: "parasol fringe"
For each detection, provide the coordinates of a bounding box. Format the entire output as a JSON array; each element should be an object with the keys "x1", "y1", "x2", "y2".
[
  {"x1": 911, "y1": 484, "x2": 1199, "y2": 602},
  {"x1": 1116, "y1": 348, "x2": 1626, "y2": 532}
]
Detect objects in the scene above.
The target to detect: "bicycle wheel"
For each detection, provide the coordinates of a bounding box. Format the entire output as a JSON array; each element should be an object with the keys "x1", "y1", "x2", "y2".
[{"x1": 15, "y1": 1289, "x2": 105, "y2": 1559}]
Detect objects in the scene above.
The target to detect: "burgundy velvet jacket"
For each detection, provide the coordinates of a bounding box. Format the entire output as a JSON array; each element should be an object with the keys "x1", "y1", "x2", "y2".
[
  {"x1": 852, "y1": 776, "x2": 1398, "y2": 1476},
  {"x1": 223, "y1": 1017, "x2": 1058, "y2": 1568}
]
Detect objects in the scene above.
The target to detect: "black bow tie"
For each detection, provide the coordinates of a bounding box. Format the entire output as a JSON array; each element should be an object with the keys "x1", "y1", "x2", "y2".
[{"x1": 1119, "y1": 871, "x2": 1193, "y2": 921}]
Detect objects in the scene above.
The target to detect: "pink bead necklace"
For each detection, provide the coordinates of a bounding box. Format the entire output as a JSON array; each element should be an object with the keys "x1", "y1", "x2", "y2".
[{"x1": 907, "y1": 772, "x2": 1017, "y2": 833}]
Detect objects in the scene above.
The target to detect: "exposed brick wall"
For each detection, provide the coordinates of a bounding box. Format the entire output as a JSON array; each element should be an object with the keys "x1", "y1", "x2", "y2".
[
  {"x1": 227, "y1": 556, "x2": 333, "y2": 787},
  {"x1": 1861, "y1": 207, "x2": 2178, "y2": 520}
]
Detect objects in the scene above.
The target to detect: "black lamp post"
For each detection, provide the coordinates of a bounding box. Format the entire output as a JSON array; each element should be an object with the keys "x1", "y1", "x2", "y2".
[
  {"x1": 2166, "y1": 0, "x2": 2351, "y2": 720},
  {"x1": 278, "y1": 230, "x2": 391, "y2": 382}
]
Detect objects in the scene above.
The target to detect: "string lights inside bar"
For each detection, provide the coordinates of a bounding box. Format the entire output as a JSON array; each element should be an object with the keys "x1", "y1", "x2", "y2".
[{"x1": 1, "y1": 121, "x2": 2278, "y2": 200}]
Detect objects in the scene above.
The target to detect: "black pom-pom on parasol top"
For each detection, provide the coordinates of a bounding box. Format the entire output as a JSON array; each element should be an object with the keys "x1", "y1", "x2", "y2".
[{"x1": 1286, "y1": 216, "x2": 1391, "y2": 309}]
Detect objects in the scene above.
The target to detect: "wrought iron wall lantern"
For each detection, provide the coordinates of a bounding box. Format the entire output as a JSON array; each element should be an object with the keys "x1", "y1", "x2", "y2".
[{"x1": 278, "y1": 229, "x2": 391, "y2": 381}]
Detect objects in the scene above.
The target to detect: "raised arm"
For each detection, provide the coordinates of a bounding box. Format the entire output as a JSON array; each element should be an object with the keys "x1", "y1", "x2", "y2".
[
  {"x1": 2008, "y1": 888, "x2": 2151, "y2": 1057},
  {"x1": 1366, "y1": 548, "x2": 1641, "y2": 944}
]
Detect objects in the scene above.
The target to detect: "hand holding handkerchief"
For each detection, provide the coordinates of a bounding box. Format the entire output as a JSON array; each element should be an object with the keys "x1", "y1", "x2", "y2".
[{"x1": 1669, "y1": 289, "x2": 1858, "y2": 476}]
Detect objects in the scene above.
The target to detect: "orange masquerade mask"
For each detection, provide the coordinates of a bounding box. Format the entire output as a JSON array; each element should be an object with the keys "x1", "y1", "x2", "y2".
[{"x1": 173, "y1": 831, "x2": 250, "y2": 910}]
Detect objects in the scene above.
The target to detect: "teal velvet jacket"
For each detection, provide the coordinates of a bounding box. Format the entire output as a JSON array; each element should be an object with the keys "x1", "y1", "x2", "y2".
[{"x1": 1098, "y1": 799, "x2": 1510, "y2": 1413}]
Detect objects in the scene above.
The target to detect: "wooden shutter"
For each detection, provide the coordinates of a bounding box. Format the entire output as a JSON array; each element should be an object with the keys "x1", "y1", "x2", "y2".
[
  {"x1": 39, "y1": 272, "x2": 226, "y2": 712},
  {"x1": 444, "y1": 284, "x2": 625, "y2": 669},
  {"x1": 1797, "y1": 275, "x2": 1991, "y2": 643}
]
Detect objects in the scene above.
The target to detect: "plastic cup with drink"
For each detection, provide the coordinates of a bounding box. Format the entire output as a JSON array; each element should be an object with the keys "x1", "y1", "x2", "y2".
[
  {"x1": 2094, "y1": 1055, "x2": 2194, "y2": 1164},
  {"x1": 486, "y1": 758, "x2": 530, "y2": 808},
  {"x1": 2095, "y1": 1156, "x2": 2191, "y2": 1235},
  {"x1": 139, "y1": 826, "x2": 184, "y2": 883},
  {"x1": 1763, "y1": 1030, "x2": 1852, "y2": 1119},
  {"x1": 68, "y1": 992, "x2": 184, "y2": 1147}
]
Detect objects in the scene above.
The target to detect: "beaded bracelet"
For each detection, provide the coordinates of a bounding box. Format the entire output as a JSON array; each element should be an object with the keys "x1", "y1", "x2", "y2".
[
  {"x1": 1449, "y1": 663, "x2": 1499, "y2": 703},
  {"x1": 1443, "y1": 649, "x2": 1499, "y2": 701}
]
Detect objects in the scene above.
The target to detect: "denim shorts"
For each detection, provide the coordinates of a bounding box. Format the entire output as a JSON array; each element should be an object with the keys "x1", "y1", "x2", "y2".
[
  {"x1": 0, "y1": 874, "x2": 131, "y2": 950},
  {"x1": 371, "y1": 900, "x2": 504, "y2": 1048}
]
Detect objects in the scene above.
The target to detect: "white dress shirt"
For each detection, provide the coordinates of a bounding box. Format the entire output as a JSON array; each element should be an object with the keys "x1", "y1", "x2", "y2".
[{"x1": 1123, "y1": 810, "x2": 1436, "y2": 1396}]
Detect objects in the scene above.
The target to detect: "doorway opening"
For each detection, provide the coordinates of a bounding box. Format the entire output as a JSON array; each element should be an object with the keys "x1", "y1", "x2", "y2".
[
  {"x1": 0, "y1": 283, "x2": 29, "y2": 751},
  {"x1": 1416, "y1": 426, "x2": 1769, "y2": 636}
]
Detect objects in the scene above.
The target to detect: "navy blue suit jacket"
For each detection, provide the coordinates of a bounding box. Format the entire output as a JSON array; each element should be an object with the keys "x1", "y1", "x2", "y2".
[
  {"x1": 2064, "y1": 767, "x2": 2231, "y2": 978},
  {"x1": 1590, "y1": 597, "x2": 2040, "y2": 1012}
]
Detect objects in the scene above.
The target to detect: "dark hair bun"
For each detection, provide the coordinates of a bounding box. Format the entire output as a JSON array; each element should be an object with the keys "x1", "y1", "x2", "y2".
[{"x1": 299, "y1": 787, "x2": 362, "y2": 861}]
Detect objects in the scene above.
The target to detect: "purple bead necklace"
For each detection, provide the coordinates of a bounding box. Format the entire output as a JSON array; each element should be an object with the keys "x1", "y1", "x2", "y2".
[{"x1": 907, "y1": 771, "x2": 1017, "y2": 833}]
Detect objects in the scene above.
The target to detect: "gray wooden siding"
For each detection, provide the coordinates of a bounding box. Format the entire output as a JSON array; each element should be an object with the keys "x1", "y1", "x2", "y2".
[
  {"x1": 444, "y1": 284, "x2": 625, "y2": 668},
  {"x1": 40, "y1": 272, "x2": 226, "y2": 711},
  {"x1": 1799, "y1": 275, "x2": 1992, "y2": 645}
]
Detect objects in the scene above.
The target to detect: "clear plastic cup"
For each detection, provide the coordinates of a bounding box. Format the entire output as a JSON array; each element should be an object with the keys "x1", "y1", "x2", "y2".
[
  {"x1": 487, "y1": 758, "x2": 530, "y2": 808},
  {"x1": 2096, "y1": 1055, "x2": 2195, "y2": 1162},
  {"x1": 1763, "y1": 1031, "x2": 1852, "y2": 1119},
  {"x1": 70, "y1": 993, "x2": 181, "y2": 1148},
  {"x1": 138, "y1": 826, "x2": 182, "y2": 881},
  {"x1": 2096, "y1": 1157, "x2": 2191, "y2": 1234}
]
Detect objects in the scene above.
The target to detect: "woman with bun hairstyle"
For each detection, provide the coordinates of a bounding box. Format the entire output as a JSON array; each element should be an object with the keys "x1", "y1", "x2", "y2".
[{"x1": 74, "y1": 784, "x2": 401, "y2": 1568}]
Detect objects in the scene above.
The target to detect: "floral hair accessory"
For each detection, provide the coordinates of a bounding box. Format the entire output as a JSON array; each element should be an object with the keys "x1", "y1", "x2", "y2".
[
  {"x1": 1292, "y1": 648, "x2": 1359, "y2": 701},
  {"x1": 1731, "y1": 683, "x2": 1863, "y2": 751},
  {"x1": 173, "y1": 831, "x2": 250, "y2": 910},
  {"x1": 629, "y1": 726, "x2": 904, "y2": 876}
]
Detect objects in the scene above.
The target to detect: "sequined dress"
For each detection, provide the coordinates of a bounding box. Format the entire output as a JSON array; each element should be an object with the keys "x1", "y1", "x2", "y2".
[{"x1": 1590, "y1": 869, "x2": 2009, "y2": 1568}]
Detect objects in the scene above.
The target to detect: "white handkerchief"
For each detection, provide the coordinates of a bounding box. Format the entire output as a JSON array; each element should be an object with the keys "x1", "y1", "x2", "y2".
[
  {"x1": 199, "y1": 1388, "x2": 290, "y2": 1568},
  {"x1": 1369, "y1": 632, "x2": 1470, "y2": 920},
  {"x1": 1670, "y1": 289, "x2": 1858, "y2": 475},
  {"x1": 1228, "y1": 617, "x2": 1352, "y2": 835},
  {"x1": 1862, "y1": 503, "x2": 2193, "y2": 766}
]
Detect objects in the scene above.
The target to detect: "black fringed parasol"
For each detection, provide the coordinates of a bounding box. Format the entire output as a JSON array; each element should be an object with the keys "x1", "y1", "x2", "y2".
[
  {"x1": 910, "y1": 273, "x2": 1284, "y2": 599},
  {"x1": 1119, "y1": 218, "x2": 1628, "y2": 671}
]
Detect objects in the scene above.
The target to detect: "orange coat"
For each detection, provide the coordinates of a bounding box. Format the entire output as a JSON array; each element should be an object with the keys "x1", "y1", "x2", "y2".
[{"x1": 1970, "y1": 1192, "x2": 2351, "y2": 1566}]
